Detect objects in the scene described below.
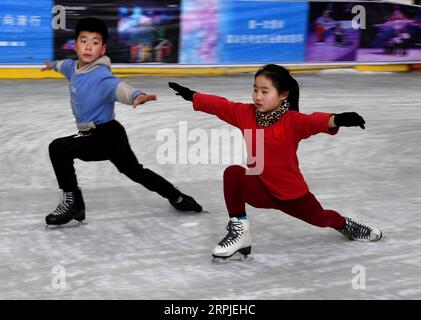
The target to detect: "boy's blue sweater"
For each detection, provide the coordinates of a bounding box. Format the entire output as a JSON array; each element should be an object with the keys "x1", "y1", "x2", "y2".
[{"x1": 53, "y1": 56, "x2": 141, "y2": 128}]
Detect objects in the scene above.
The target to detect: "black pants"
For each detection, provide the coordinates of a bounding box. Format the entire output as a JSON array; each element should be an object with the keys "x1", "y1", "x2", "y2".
[{"x1": 49, "y1": 120, "x2": 180, "y2": 201}]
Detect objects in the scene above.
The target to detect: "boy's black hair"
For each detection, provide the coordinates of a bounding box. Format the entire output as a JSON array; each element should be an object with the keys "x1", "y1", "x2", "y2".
[{"x1": 75, "y1": 17, "x2": 108, "y2": 44}]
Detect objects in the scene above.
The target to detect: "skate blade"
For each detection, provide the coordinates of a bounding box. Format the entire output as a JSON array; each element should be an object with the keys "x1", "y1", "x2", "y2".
[
  {"x1": 212, "y1": 253, "x2": 254, "y2": 264},
  {"x1": 345, "y1": 231, "x2": 384, "y2": 242},
  {"x1": 175, "y1": 209, "x2": 211, "y2": 214},
  {"x1": 45, "y1": 220, "x2": 87, "y2": 230}
]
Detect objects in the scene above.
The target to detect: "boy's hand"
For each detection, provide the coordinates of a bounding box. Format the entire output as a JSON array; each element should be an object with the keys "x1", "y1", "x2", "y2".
[
  {"x1": 334, "y1": 112, "x2": 366, "y2": 129},
  {"x1": 41, "y1": 61, "x2": 53, "y2": 71},
  {"x1": 168, "y1": 82, "x2": 196, "y2": 101},
  {"x1": 133, "y1": 94, "x2": 157, "y2": 109}
]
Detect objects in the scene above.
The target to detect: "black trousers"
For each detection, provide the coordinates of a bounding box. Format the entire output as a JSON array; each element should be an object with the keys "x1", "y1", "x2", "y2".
[{"x1": 48, "y1": 120, "x2": 180, "y2": 201}]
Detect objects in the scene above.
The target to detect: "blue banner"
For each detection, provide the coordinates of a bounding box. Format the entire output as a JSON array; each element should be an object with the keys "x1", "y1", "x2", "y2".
[
  {"x1": 0, "y1": 0, "x2": 53, "y2": 63},
  {"x1": 219, "y1": 1, "x2": 309, "y2": 63}
]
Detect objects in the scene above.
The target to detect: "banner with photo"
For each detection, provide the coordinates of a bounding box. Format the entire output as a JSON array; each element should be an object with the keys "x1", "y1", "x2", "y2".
[
  {"x1": 306, "y1": 1, "x2": 421, "y2": 63},
  {"x1": 356, "y1": 2, "x2": 421, "y2": 62},
  {"x1": 54, "y1": 0, "x2": 181, "y2": 63},
  {"x1": 180, "y1": 0, "x2": 220, "y2": 64},
  {"x1": 0, "y1": 0, "x2": 53, "y2": 64},
  {"x1": 180, "y1": 0, "x2": 308, "y2": 64},
  {"x1": 306, "y1": 2, "x2": 361, "y2": 62}
]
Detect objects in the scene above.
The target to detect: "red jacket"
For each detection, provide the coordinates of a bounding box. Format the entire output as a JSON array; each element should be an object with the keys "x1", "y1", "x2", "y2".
[{"x1": 193, "y1": 92, "x2": 339, "y2": 200}]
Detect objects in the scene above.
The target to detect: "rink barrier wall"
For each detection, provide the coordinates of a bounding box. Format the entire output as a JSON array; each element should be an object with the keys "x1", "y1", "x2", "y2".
[
  {"x1": 409, "y1": 63, "x2": 421, "y2": 71},
  {"x1": 0, "y1": 63, "x2": 415, "y2": 79}
]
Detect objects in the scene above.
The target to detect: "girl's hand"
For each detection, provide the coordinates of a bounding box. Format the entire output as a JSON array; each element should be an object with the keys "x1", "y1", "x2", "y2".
[
  {"x1": 41, "y1": 61, "x2": 53, "y2": 71},
  {"x1": 133, "y1": 94, "x2": 157, "y2": 109},
  {"x1": 333, "y1": 112, "x2": 366, "y2": 129},
  {"x1": 168, "y1": 82, "x2": 196, "y2": 101}
]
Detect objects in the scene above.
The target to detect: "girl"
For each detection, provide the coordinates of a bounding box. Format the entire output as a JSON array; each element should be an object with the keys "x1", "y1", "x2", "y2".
[{"x1": 169, "y1": 64, "x2": 382, "y2": 260}]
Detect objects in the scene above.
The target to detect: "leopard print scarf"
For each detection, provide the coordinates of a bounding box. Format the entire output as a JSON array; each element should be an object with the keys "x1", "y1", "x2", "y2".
[{"x1": 255, "y1": 99, "x2": 290, "y2": 127}]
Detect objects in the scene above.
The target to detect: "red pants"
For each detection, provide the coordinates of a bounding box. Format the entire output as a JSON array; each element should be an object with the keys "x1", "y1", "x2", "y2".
[{"x1": 223, "y1": 165, "x2": 345, "y2": 230}]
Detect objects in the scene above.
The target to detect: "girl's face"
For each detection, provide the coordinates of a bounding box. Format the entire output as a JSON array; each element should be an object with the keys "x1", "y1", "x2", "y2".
[{"x1": 253, "y1": 75, "x2": 288, "y2": 113}]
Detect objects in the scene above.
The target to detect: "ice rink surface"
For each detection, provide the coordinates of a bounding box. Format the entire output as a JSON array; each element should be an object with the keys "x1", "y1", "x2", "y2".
[{"x1": 0, "y1": 70, "x2": 420, "y2": 299}]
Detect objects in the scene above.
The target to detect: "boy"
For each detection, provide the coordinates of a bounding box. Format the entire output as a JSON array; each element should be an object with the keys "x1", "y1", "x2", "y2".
[{"x1": 42, "y1": 17, "x2": 202, "y2": 226}]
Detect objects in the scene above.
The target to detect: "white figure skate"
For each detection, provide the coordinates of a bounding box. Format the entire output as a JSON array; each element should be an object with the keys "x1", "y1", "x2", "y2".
[{"x1": 212, "y1": 217, "x2": 253, "y2": 263}]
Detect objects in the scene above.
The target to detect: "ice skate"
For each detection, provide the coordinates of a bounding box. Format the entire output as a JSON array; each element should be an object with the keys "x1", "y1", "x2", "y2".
[
  {"x1": 170, "y1": 192, "x2": 203, "y2": 213},
  {"x1": 45, "y1": 189, "x2": 86, "y2": 227},
  {"x1": 212, "y1": 217, "x2": 253, "y2": 263},
  {"x1": 338, "y1": 217, "x2": 383, "y2": 241}
]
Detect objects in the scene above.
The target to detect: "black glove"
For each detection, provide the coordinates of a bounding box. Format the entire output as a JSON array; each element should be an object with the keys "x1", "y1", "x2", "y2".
[
  {"x1": 168, "y1": 82, "x2": 196, "y2": 102},
  {"x1": 334, "y1": 112, "x2": 366, "y2": 129}
]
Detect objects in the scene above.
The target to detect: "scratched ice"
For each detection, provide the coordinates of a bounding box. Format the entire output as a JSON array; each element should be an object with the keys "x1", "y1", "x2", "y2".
[{"x1": 0, "y1": 71, "x2": 420, "y2": 299}]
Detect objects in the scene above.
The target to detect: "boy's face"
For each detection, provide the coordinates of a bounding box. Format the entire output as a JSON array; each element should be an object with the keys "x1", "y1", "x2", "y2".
[{"x1": 74, "y1": 31, "x2": 106, "y2": 67}]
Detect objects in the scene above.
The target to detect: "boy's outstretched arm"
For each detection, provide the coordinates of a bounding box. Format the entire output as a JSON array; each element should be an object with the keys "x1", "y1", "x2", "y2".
[
  {"x1": 41, "y1": 61, "x2": 53, "y2": 71},
  {"x1": 114, "y1": 81, "x2": 156, "y2": 109},
  {"x1": 41, "y1": 60, "x2": 73, "y2": 79},
  {"x1": 329, "y1": 112, "x2": 366, "y2": 129}
]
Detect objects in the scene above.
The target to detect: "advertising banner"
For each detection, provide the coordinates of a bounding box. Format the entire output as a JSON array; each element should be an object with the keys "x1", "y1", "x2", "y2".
[
  {"x1": 0, "y1": 0, "x2": 53, "y2": 64},
  {"x1": 356, "y1": 3, "x2": 421, "y2": 62},
  {"x1": 219, "y1": 1, "x2": 308, "y2": 63},
  {"x1": 181, "y1": 0, "x2": 309, "y2": 64},
  {"x1": 306, "y1": 2, "x2": 361, "y2": 62},
  {"x1": 54, "y1": 0, "x2": 181, "y2": 63},
  {"x1": 180, "y1": 0, "x2": 220, "y2": 64},
  {"x1": 0, "y1": 1, "x2": 420, "y2": 65}
]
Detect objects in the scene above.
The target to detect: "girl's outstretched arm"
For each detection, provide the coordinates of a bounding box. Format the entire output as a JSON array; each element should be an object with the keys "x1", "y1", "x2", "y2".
[
  {"x1": 293, "y1": 111, "x2": 366, "y2": 142},
  {"x1": 168, "y1": 82, "x2": 249, "y2": 128}
]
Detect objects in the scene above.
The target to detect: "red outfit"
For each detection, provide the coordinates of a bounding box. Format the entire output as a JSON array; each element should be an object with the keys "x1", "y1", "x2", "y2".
[
  {"x1": 223, "y1": 165, "x2": 345, "y2": 230},
  {"x1": 193, "y1": 93, "x2": 345, "y2": 229},
  {"x1": 193, "y1": 93, "x2": 339, "y2": 200}
]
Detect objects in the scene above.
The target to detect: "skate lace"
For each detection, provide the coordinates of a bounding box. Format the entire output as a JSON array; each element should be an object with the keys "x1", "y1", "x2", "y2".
[
  {"x1": 341, "y1": 217, "x2": 372, "y2": 239},
  {"x1": 52, "y1": 192, "x2": 74, "y2": 216},
  {"x1": 218, "y1": 220, "x2": 243, "y2": 248}
]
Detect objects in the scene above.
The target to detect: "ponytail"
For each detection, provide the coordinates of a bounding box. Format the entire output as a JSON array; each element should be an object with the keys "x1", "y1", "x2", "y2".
[{"x1": 286, "y1": 76, "x2": 299, "y2": 111}]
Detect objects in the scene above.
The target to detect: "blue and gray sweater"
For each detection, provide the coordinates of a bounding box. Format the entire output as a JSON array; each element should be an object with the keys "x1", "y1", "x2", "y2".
[{"x1": 53, "y1": 55, "x2": 143, "y2": 130}]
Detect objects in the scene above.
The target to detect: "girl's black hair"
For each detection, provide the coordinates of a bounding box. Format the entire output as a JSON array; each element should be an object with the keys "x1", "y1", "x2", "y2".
[
  {"x1": 255, "y1": 64, "x2": 299, "y2": 111},
  {"x1": 75, "y1": 17, "x2": 108, "y2": 44}
]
